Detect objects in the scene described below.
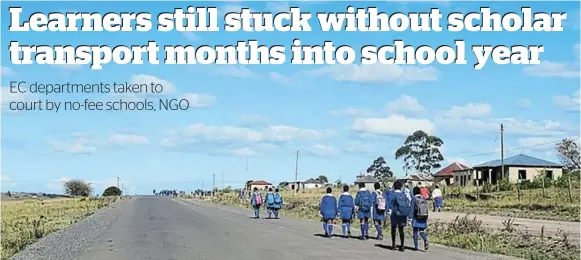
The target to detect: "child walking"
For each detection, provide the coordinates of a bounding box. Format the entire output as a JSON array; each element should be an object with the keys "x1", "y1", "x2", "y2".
[
  {"x1": 337, "y1": 185, "x2": 355, "y2": 238},
  {"x1": 410, "y1": 186, "x2": 430, "y2": 251},
  {"x1": 250, "y1": 187, "x2": 263, "y2": 219},
  {"x1": 319, "y1": 187, "x2": 338, "y2": 237}
]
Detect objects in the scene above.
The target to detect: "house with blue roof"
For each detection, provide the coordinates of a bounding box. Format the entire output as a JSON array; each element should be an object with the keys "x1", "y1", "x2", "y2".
[{"x1": 464, "y1": 154, "x2": 563, "y2": 186}]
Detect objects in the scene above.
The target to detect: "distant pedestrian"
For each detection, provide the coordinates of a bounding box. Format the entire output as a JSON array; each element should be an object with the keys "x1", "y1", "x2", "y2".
[
  {"x1": 265, "y1": 188, "x2": 275, "y2": 218},
  {"x1": 389, "y1": 181, "x2": 411, "y2": 251},
  {"x1": 403, "y1": 182, "x2": 412, "y2": 202},
  {"x1": 354, "y1": 182, "x2": 372, "y2": 240},
  {"x1": 337, "y1": 185, "x2": 355, "y2": 238},
  {"x1": 410, "y1": 186, "x2": 429, "y2": 251},
  {"x1": 371, "y1": 182, "x2": 387, "y2": 240},
  {"x1": 319, "y1": 187, "x2": 338, "y2": 237},
  {"x1": 272, "y1": 188, "x2": 283, "y2": 219},
  {"x1": 432, "y1": 185, "x2": 443, "y2": 212},
  {"x1": 250, "y1": 187, "x2": 263, "y2": 219}
]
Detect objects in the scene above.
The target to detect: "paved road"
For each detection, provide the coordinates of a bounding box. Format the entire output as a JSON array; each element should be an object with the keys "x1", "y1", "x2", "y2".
[
  {"x1": 430, "y1": 211, "x2": 580, "y2": 239},
  {"x1": 13, "y1": 196, "x2": 518, "y2": 260}
]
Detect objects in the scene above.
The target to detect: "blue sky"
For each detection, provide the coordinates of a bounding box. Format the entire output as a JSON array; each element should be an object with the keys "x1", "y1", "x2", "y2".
[{"x1": 1, "y1": 1, "x2": 579, "y2": 195}]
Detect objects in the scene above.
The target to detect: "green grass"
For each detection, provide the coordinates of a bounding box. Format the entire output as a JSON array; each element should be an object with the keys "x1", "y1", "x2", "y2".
[
  {"x1": 201, "y1": 190, "x2": 580, "y2": 260},
  {"x1": 1, "y1": 196, "x2": 120, "y2": 260}
]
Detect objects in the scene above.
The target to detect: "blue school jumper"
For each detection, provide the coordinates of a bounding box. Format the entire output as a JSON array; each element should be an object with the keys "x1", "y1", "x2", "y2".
[
  {"x1": 319, "y1": 194, "x2": 338, "y2": 237},
  {"x1": 409, "y1": 195, "x2": 429, "y2": 249},
  {"x1": 371, "y1": 190, "x2": 387, "y2": 221},
  {"x1": 337, "y1": 192, "x2": 355, "y2": 236},
  {"x1": 354, "y1": 188, "x2": 372, "y2": 219},
  {"x1": 389, "y1": 190, "x2": 408, "y2": 227}
]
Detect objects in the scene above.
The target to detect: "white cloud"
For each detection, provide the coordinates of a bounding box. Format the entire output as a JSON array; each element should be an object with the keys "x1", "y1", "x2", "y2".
[
  {"x1": 435, "y1": 117, "x2": 569, "y2": 136},
  {"x1": 552, "y1": 90, "x2": 580, "y2": 112},
  {"x1": 343, "y1": 141, "x2": 375, "y2": 154},
  {"x1": 305, "y1": 144, "x2": 340, "y2": 156},
  {"x1": 518, "y1": 98, "x2": 532, "y2": 109},
  {"x1": 352, "y1": 114, "x2": 435, "y2": 136},
  {"x1": 129, "y1": 74, "x2": 176, "y2": 94},
  {"x1": 180, "y1": 93, "x2": 216, "y2": 107},
  {"x1": 265, "y1": 2, "x2": 290, "y2": 12},
  {"x1": 522, "y1": 61, "x2": 579, "y2": 78},
  {"x1": 1, "y1": 173, "x2": 16, "y2": 187},
  {"x1": 517, "y1": 137, "x2": 557, "y2": 151},
  {"x1": 49, "y1": 139, "x2": 97, "y2": 154},
  {"x1": 386, "y1": 95, "x2": 424, "y2": 113},
  {"x1": 163, "y1": 123, "x2": 334, "y2": 147},
  {"x1": 215, "y1": 65, "x2": 258, "y2": 79},
  {"x1": 308, "y1": 64, "x2": 439, "y2": 84},
  {"x1": 442, "y1": 103, "x2": 492, "y2": 118},
  {"x1": 1, "y1": 66, "x2": 15, "y2": 76},
  {"x1": 182, "y1": 32, "x2": 200, "y2": 41},
  {"x1": 108, "y1": 133, "x2": 149, "y2": 145},
  {"x1": 1, "y1": 88, "x2": 37, "y2": 113},
  {"x1": 270, "y1": 72, "x2": 296, "y2": 85},
  {"x1": 329, "y1": 108, "x2": 375, "y2": 117}
]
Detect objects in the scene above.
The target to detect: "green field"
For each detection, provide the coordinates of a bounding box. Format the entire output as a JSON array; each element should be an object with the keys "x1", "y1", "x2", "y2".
[{"x1": 1, "y1": 197, "x2": 119, "y2": 260}]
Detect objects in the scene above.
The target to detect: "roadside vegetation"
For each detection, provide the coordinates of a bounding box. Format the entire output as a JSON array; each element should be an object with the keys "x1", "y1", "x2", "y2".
[
  {"x1": 201, "y1": 189, "x2": 580, "y2": 260},
  {"x1": 1, "y1": 180, "x2": 123, "y2": 260}
]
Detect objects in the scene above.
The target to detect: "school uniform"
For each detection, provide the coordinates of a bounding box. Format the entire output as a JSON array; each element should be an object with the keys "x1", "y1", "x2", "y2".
[
  {"x1": 271, "y1": 192, "x2": 283, "y2": 218},
  {"x1": 319, "y1": 193, "x2": 338, "y2": 237},
  {"x1": 265, "y1": 192, "x2": 275, "y2": 218},
  {"x1": 371, "y1": 190, "x2": 387, "y2": 239},
  {"x1": 432, "y1": 188, "x2": 443, "y2": 211},
  {"x1": 250, "y1": 192, "x2": 263, "y2": 218},
  {"x1": 389, "y1": 189, "x2": 409, "y2": 251},
  {"x1": 409, "y1": 194, "x2": 429, "y2": 250},
  {"x1": 354, "y1": 188, "x2": 372, "y2": 239},
  {"x1": 337, "y1": 192, "x2": 355, "y2": 236}
]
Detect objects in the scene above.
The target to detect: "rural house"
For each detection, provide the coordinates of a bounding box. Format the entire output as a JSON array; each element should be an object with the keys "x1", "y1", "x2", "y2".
[
  {"x1": 396, "y1": 173, "x2": 434, "y2": 187},
  {"x1": 433, "y1": 162, "x2": 470, "y2": 186},
  {"x1": 248, "y1": 180, "x2": 273, "y2": 191},
  {"x1": 302, "y1": 178, "x2": 324, "y2": 189},
  {"x1": 354, "y1": 174, "x2": 378, "y2": 190},
  {"x1": 279, "y1": 181, "x2": 303, "y2": 191},
  {"x1": 453, "y1": 167, "x2": 478, "y2": 187},
  {"x1": 472, "y1": 154, "x2": 563, "y2": 184}
]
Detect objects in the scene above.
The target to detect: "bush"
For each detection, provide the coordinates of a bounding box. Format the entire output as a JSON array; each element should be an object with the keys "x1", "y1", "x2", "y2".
[
  {"x1": 63, "y1": 180, "x2": 92, "y2": 197},
  {"x1": 102, "y1": 186, "x2": 122, "y2": 196}
]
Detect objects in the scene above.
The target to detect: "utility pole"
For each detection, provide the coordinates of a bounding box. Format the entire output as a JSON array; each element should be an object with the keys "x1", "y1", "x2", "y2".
[
  {"x1": 221, "y1": 172, "x2": 224, "y2": 190},
  {"x1": 500, "y1": 124, "x2": 504, "y2": 192},
  {"x1": 213, "y1": 173, "x2": 216, "y2": 192},
  {"x1": 117, "y1": 177, "x2": 120, "y2": 189},
  {"x1": 294, "y1": 150, "x2": 299, "y2": 195}
]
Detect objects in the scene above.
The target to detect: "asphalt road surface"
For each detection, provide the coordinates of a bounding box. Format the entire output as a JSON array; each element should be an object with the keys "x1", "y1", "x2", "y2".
[{"x1": 13, "y1": 196, "x2": 518, "y2": 260}]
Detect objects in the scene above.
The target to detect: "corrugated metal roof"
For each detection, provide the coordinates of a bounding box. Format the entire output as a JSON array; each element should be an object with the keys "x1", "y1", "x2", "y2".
[
  {"x1": 434, "y1": 162, "x2": 470, "y2": 177},
  {"x1": 303, "y1": 178, "x2": 323, "y2": 184},
  {"x1": 250, "y1": 180, "x2": 272, "y2": 185},
  {"x1": 354, "y1": 174, "x2": 378, "y2": 183},
  {"x1": 474, "y1": 154, "x2": 562, "y2": 168}
]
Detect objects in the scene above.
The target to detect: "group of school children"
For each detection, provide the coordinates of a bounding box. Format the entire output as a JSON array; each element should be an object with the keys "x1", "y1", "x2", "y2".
[
  {"x1": 249, "y1": 187, "x2": 284, "y2": 219},
  {"x1": 320, "y1": 181, "x2": 436, "y2": 252}
]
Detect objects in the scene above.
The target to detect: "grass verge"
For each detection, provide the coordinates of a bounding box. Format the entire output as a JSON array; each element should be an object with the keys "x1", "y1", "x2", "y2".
[
  {"x1": 1, "y1": 196, "x2": 121, "y2": 260},
  {"x1": 200, "y1": 192, "x2": 580, "y2": 260}
]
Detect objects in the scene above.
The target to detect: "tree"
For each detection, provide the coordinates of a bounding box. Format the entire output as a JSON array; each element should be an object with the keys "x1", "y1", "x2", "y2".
[
  {"x1": 102, "y1": 186, "x2": 122, "y2": 196},
  {"x1": 316, "y1": 175, "x2": 328, "y2": 183},
  {"x1": 334, "y1": 178, "x2": 343, "y2": 188},
  {"x1": 556, "y1": 138, "x2": 580, "y2": 171},
  {"x1": 366, "y1": 157, "x2": 394, "y2": 184},
  {"x1": 395, "y1": 130, "x2": 444, "y2": 174},
  {"x1": 63, "y1": 179, "x2": 92, "y2": 197}
]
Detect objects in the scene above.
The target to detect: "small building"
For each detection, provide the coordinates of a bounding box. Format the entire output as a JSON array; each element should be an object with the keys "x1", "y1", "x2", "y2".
[
  {"x1": 472, "y1": 154, "x2": 563, "y2": 184},
  {"x1": 279, "y1": 181, "x2": 303, "y2": 191},
  {"x1": 397, "y1": 173, "x2": 434, "y2": 188},
  {"x1": 453, "y1": 167, "x2": 478, "y2": 187},
  {"x1": 302, "y1": 178, "x2": 324, "y2": 189},
  {"x1": 248, "y1": 180, "x2": 273, "y2": 191},
  {"x1": 433, "y1": 162, "x2": 470, "y2": 186},
  {"x1": 354, "y1": 174, "x2": 378, "y2": 190}
]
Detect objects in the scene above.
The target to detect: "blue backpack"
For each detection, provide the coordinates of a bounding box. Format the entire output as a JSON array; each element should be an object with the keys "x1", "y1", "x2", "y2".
[
  {"x1": 392, "y1": 193, "x2": 410, "y2": 217},
  {"x1": 359, "y1": 191, "x2": 372, "y2": 212},
  {"x1": 274, "y1": 193, "x2": 282, "y2": 204},
  {"x1": 266, "y1": 192, "x2": 275, "y2": 205}
]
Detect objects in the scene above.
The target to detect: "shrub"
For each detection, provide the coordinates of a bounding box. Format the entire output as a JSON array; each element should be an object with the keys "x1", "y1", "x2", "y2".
[
  {"x1": 102, "y1": 186, "x2": 122, "y2": 196},
  {"x1": 63, "y1": 180, "x2": 92, "y2": 197}
]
